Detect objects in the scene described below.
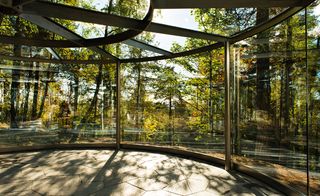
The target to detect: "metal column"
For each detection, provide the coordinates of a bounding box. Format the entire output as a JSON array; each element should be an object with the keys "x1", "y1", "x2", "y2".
[
  {"x1": 116, "y1": 61, "x2": 121, "y2": 150},
  {"x1": 224, "y1": 41, "x2": 231, "y2": 171}
]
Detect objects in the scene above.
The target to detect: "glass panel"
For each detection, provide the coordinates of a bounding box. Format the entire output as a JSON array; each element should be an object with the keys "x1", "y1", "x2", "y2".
[
  {"x1": 232, "y1": 9, "x2": 309, "y2": 194},
  {"x1": 52, "y1": 0, "x2": 149, "y2": 20},
  {"x1": 121, "y1": 51, "x2": 225, "y2": 159},
  {"x1": 0, "y1": 16, "x2": 59, "y2": 40},
  {"x1": 153, "y1": 9, "x2": 199, "y2": 31},
  {"x1": 54, "y1": 20, "x2": 106, "y2": 39},
  {"x1": 307, "y1": 2, "x2": 320, "y2": 195},
  {"x1": 153, "y1": 8, "x2": 289, "y2": 36},
  {"x1": 106, "y1": 42, "x2": 162, "y2": 59},
  {"x1": 0, "y1": 54, "x2": 116, "y2": 147}
]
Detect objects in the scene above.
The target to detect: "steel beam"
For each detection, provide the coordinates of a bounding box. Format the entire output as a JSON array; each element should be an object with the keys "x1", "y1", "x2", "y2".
[
  {"x1": 20, "y1": 1, "x2": 227, "y2": 42},
  {"x1": 0, "y1": 0, "x2": 312, "y2": 64},
  {"x1": 121, "y1": 42, "x2": 224, "y2": 63},
  {"x1": 123, "y1": 39, "x2": 172, "y2": 55},
  {"x1": 46, "y1": 48, "x2": 61, "y2": 60},
  {"x1": 16, "y1": 3, "x2": 154, "y2": 48},
  {"x1": 20, "y1": 14, "x2": 118, "y2": 60},
  {"x1": 152, "y1": 0, "x2": 305, "y2": 9},
  {"x1": 147, "y1": 23, "x2": 227, "y2": 42},
  {"x1": 230, "y1": 0, "x2": 315, "y2": 43},
  {"x1": 224, "y1": 41, "x2": 231, "y2": 171},
  {"x1": 0, "y1": 42, "x2": 222, "y2": 64}
]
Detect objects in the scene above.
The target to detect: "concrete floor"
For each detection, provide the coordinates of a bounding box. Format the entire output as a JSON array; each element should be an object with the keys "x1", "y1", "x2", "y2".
[{"x1": 0, "y1": 150, "x2": 283, "y2": 196}]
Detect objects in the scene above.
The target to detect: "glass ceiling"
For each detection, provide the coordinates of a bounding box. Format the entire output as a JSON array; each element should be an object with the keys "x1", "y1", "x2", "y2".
[
  {"x1": 0, "y1": 0, "x2": 314, "y2": 62},
  {"x1": 53, "y1": 0, "x2": 150, "y2": 20}
]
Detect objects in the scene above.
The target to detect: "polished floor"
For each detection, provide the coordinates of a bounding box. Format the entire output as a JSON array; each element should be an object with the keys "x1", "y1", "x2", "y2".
[{"x1": 0, "y1": 149, "x2": 283, "y2": 196}]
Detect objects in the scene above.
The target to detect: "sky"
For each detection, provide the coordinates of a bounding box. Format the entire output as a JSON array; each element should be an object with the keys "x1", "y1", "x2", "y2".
[{"x1": 152, "y1": 9, "x2": 198, "y2": 51}]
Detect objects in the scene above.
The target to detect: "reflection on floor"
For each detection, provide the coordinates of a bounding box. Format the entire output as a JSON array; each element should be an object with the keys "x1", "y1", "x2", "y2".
[{"x1": 0, "y1": 150, "x2": 283, "y2": 196}]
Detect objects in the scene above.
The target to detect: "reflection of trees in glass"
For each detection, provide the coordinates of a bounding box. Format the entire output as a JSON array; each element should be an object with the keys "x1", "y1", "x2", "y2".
[
  {"x1": 10, "y1": 17, "x2": 22, "y2": 128},
  {"x1": 236, "y1": 6, "x2": 319, "y2": 179}
]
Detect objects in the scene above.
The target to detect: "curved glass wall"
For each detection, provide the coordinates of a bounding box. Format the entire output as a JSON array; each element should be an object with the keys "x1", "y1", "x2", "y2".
[
  {"x1": 307, "y1": 2, "x2": 320, "y2": 196},
  {"x1": 121, "y1": 52, "x2": 225, "y2": 158},
  {"x1": 0, "y1": 1, "x2": 319, "y2": 195},
  {"x1": 0, "y1": 59, "x2": 116, "y2": 146},
  {"x1": 231, "y1": 4, "x2": 320, "y2": 194}
]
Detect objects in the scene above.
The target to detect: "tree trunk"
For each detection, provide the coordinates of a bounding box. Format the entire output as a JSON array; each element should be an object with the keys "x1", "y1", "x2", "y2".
[
  {"x1": 283, "y1": 18, "x2": 293, "y2": 138},
  {"x1": 234, "y1": 49, "x2": 241, "y2": 154},
  {"x1": 255, "y1": 8, "x2": 270, "y2": 111},
  {"x1": 74, "y1": 74, "x2": 79, "y2": 115},
  {"x1": 38, "y1": 71, "x2": 50, "y2": 118},
  {"x1": 0, "y1": 12, "x2": 3, "y2": 25},
  {"x1": 81, "y1": 64, "x2": 103, "y2": 123},
  {"x1": 10, "y1": 18, "x2": 22, "y2": 128},
  {"x1": 70, "y1": 64, "x2": 103, "y2": 143},
  {"x1": 94, "y1": 78, "x2": 98, "y2": 119},
  {"x1": 22, "y1": 62, "x2": 32, "y2": 121},
  {"x1": 135, "y1": 64, "x2": 141, "y2": 129},
  {"x1": 31, "y1": 62, "x2": 40, "y2": 120},
  {"x1": 279, "y1": 65, "x2": 284, "y2": 143},
  {"x1": 209, "y1": 53, "x2": 214, "y2": 136},
  {"x1": 169, "y1": 93, "x2": 173, "y2": 145}
]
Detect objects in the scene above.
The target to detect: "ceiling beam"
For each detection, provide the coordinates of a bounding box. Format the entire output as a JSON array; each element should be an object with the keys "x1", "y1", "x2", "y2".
[
  {"x1": 121, "y1": 42, "x2": 224, "y2": 63},
  {"x1": 229, "y1": 1, "x2": 314, "y2": 44},
  {"x1": 146, "y1": 23, "x2": 226, "y2": 42},
  {"x1": 20, "y1": 14, "x2": 118, "y2": 61},
  {"x1": 46, "y1": 47, "x2": 62, "y2": 60},
  {"x1": 20, "y1": 1, "x2": 227, "y2": 42},
  {"x1": 123, "y1": 39, "x2": 172, "y2": 55},
  {"x1": 152, "y1": 0, "x2": 305, "y2": 9}
]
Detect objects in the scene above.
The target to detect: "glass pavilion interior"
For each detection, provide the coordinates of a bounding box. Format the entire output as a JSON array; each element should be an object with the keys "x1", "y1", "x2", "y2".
[{"x1": 0, "y1": 0, "x2": 319, "y2": 195}]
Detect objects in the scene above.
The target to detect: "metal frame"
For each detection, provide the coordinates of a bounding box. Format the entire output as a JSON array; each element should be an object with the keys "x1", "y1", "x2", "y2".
[
  {"x1": 20, "y1": 14, "x2": 118, "y2": 60},
  {"x1": 0, "y1": 0, "x2": 316, "y2": 194},
  {"x1": 116, "y1": 61, "x2": 121, "y2": 150},
  {"x1": 1, "y1": 4, "x2": 154, "y2": 48},
  {"x1": 224, "y1": 41, "x2": 231, "y2": 171},
  {"x1": 0, "y1": 0, "x2": 313, "y2": 64},
  {"x1": 19, "y1": 1, "x2": 227, "y2": 42},
  {"x1": 123, "y1": 39, "x2": 172, "y2": 55}
]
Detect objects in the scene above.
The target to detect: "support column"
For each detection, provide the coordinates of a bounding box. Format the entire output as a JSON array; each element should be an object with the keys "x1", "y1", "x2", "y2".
[
  {"x1": 116, "y1": 61, "x2": 121, "y2": 150},
  {"x1": 224, "y1": 41, "x2": 231, "y2": 171}
]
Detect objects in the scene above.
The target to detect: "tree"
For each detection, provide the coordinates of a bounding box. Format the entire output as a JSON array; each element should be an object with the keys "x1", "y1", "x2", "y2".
[
  {"x1": 152, "y1": 67, "x2": 182, "y2": 145},
  {"x1": 255, "y1": 8, "x2": 271, "y2": 111},
  {"x1": 10, "y1": 17, "x2": 22, "y2": 128}
]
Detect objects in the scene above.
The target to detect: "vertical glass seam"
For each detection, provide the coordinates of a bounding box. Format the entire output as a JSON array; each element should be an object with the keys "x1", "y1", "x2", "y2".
[
  {"x1": 116, "y1": 61, "x2": 121, "y2": 150},
  {"x1": 305, "y1": 7, "x2": 310, "y2": 196},
  {"x1": 225, "y1": 41, "x2": 231, "y2": 171}
]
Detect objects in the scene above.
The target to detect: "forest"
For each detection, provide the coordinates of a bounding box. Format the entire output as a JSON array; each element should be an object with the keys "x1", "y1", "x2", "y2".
[{"x1": 0, "y1": 0, "x2": 319, "y2": 194}]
